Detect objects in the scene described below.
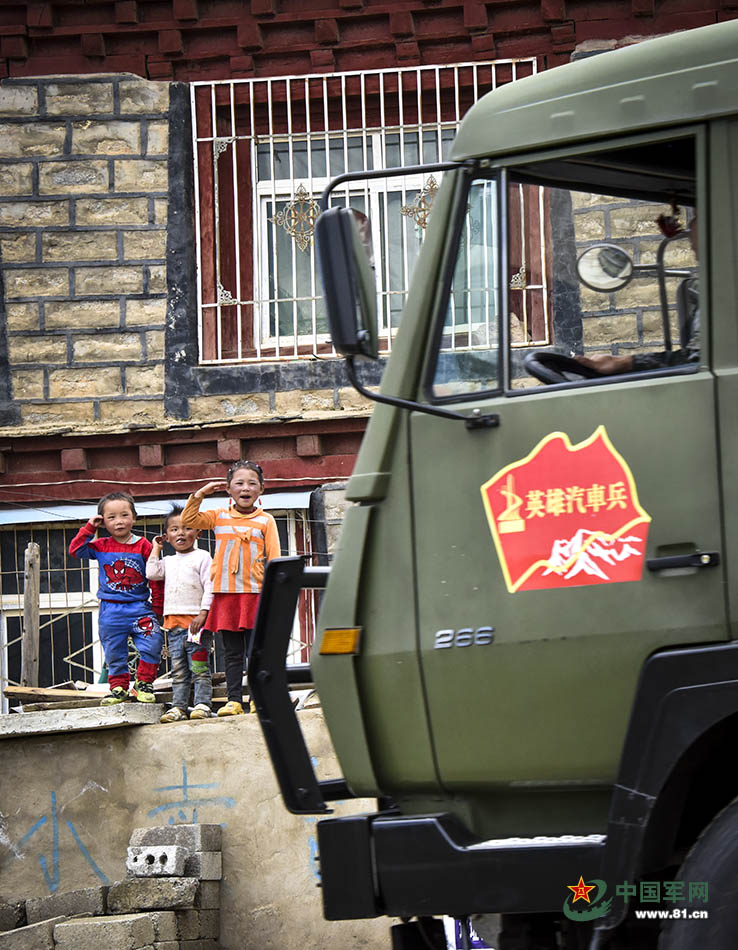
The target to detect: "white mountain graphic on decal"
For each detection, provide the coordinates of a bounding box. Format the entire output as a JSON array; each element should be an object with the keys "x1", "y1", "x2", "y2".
[{"x1": 541, "y1": 529, "x2": 643, "y2": 581}]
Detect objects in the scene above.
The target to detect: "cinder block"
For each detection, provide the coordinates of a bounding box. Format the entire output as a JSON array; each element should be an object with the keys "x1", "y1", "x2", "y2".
[
  {"x1": 183, "y1": 852, "x2": 222, "y2": 880},
  {"x1": 147, "y1": 911, "x2": 178, "y2": 941},
  {"x1": 25, "y1": 886, "x2": 107, "y2": 924},
  {"x1": 54, "y1": 914, "x2": 154, "y2": 950},
  {"x1": 127, "y1": 845, "x2": 188, "y2": 877},
  {"x1": 175, "y1": 909, "x2": 219, "y2": 940},
  {"x1": 0, "y1": 897, "x2": 25, "y2": 931},
  {"x1": 0, "y1": 916, "x2": 64, "y2": 950},
  {"x1": 130, "y1": 824, "x2": 221, "y2": 853},
  {"x1": 194, "y1": 881, "x2": 220, "y2": 910},
  {"x1": 107, "y1": 878, "x2": 199, "y2": 913}
]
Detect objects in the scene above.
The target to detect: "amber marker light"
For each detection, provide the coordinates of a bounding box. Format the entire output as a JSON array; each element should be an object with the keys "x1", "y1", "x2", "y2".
[{"x1": 319, "y1": 627, "x2": 362, "y2": 655}]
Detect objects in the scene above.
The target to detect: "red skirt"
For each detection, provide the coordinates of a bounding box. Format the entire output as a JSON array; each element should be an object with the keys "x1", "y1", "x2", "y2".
[{"x1": 205, "y1": 593, "x2": 260, "y2": 633}]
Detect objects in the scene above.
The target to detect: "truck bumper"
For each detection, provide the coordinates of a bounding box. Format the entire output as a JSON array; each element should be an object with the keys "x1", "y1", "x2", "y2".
[{"x1": 319, "y1": 811, "x2": 604, "y2": 920}]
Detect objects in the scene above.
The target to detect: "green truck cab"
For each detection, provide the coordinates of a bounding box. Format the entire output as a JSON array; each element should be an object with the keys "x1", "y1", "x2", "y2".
[{"x1": 249, "y1": 20, "x2": 738, "y2": 950}]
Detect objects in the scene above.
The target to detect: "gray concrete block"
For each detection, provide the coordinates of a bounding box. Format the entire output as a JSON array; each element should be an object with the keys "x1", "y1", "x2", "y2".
[
  {"x1": 54, "y1": 914, "x2": 154, "y2": 950},
  {"x1": 153, "y1": 943, "x2": 180, "y2": 950},
  {"x1": 194, "y1": 882, "x2": 220, "y2": 910},
  {"x1": 127, "y1": 845, "x2": 188, "y2": 877},
  {"x1": 183, "y1": 851, "x2": 222, "y2": 880},
  {"x1": 108, "y1": 878, "x2": 199, "y2": 912},
  {"x1": 0, "y1": 916, "x2": 64, "y2": 950},
  {"x1": 0, "y1": 898, "x2": 25, "y2": 932},
  {"x1": 147, "y1": 911, "x2": 178, "y2": 942},
  {"x1": 129, "y1": 824, "x2": 221, "y2": 853},
  {"x1": 0, "y1": 704, "x2": 163, "y2": 737},
  {"x1": 25, "y1": 885, "x2": 107, "y2": 924},
  {"x1": 180, "y1": 941, "x2": 218, "y2": 950},
  {"x1": 175, "y1": 909, "x2": 219, "y2": 940}
]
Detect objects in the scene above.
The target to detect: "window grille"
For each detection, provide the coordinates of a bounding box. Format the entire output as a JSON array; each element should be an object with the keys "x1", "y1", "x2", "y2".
[{"x1": 191, "y1": 59, "x2": 537, "y2": 364}]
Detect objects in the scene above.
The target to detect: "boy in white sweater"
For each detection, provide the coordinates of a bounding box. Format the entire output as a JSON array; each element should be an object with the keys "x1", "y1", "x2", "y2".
[{"x1": 146, "y1": 506, "x2": 214, "y2": 721}]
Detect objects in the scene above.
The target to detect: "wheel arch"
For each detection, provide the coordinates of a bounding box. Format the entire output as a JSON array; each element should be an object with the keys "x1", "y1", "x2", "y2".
[{"x1": 596, "y1": 641, "x2": 738, "y2": 932}]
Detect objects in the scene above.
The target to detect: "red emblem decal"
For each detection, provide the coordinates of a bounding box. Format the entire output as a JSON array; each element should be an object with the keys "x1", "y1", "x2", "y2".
[
  {"x1": 103, "y1": 559, "x2": 144, "y2": 591},
  {"x1": 480, "y1": 426, "x2": 651, "y2": 593}
]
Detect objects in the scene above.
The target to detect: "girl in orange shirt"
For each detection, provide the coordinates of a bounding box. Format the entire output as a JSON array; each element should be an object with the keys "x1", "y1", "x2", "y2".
[{"x1": 182, "y1": 461, "x2": 280, "y2": 716}]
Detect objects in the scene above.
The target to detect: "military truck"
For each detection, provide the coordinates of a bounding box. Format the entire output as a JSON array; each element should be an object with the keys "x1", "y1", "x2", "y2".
[{"x1": 248, "y1": 20, "x2": 738, "y2": 950}]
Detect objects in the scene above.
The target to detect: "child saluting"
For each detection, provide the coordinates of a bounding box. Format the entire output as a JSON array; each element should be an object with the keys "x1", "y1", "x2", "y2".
[
  {"x1": 182, "y1": 461, "x2": 280, "y2": 716},
  {"x1": 69, "y1": 491, "x2": 164, "y2": 706}
]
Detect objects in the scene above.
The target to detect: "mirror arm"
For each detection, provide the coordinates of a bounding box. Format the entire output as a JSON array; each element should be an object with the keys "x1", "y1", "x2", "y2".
[{"x1": 345, "y1": 356, "x2": 500, "y2": 430}]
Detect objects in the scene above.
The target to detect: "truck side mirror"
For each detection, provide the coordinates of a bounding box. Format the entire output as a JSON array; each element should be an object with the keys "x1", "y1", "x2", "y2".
[
  {"x1": 316, "y1": 207, "x2": 379, "y2": 360},
  {"x1": 576, "y1": 244, "x2": 634, "y2": 292}
]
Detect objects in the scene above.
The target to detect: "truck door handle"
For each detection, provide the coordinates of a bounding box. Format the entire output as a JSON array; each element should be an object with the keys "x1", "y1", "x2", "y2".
[{"x1": 646, "y1": 551, "x2": 720, "y2": 572}]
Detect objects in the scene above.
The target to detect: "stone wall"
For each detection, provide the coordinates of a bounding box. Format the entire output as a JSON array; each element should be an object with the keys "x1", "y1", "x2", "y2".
[
  {"x1": 0, "y1": 711, "x2": 391, "y2": 950},
  {"x1": 0, "y1": 73, "x2": 375, "y2": 437},
  {"x1": 0, "y1": 75, "x2": 170, "y2": 431}
]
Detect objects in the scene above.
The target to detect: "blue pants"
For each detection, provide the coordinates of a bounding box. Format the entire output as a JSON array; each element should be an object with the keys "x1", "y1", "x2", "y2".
[
  {"x1": 98, "y1": 600, "x2": 163, "y2": 678},
  {"x1": 167, "y1": 627, "x2": 213, "y2": 710}
]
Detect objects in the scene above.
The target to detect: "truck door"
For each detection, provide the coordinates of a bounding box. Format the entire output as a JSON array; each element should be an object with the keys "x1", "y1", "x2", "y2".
[{"x1": 409, "y1": 134, "x2": 729, "y2": 798}]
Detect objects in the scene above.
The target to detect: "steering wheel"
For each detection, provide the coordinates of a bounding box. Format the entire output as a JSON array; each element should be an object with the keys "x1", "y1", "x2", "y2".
[{"x1": 523, "y1": 351, "x2": 607, "y2": 385}]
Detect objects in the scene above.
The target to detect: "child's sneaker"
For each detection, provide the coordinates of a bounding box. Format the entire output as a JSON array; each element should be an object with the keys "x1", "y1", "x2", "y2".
[
  {"x1": 160, "y1": 706, "x2": 188, "y2": 723},
  {"x1": 217, "y1": 700, "x2": 245, "y2": 717},
  {"x1": 131, "y1": 680, "x2": 156, "y2": 703},
  {"x1": 190, "y1": 703, "x2": 212, "y2": 720},
  {"x1": 100, "y1": 686, "x2": 130, "y2": 706}
]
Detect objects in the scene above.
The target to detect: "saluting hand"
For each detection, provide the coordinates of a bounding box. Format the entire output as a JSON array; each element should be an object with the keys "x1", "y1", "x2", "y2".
[{"x1": 195, "y1": 481, "x2": 227, "y2": 498}]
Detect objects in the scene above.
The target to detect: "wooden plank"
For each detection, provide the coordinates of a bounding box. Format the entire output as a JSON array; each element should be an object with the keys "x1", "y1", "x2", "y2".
[
  {"x1": 4, "y1": 685, "x2": 86, "y2": 703},
  {"x1": 21, "y1": 542, "x2": 40, "y2": 688}
]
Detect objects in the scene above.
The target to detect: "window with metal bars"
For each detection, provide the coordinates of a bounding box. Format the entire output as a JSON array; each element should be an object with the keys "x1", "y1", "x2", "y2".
[{"x1": 191, "y1": 59, "x2": 537, "y2": 364}]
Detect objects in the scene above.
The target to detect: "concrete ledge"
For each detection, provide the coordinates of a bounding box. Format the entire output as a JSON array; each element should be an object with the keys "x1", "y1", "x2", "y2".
[{"x1": 0, "y1": 704, "x2": 164, "y2": 737}]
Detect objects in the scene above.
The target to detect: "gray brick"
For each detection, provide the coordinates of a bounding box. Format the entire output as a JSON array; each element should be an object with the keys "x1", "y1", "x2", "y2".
[
  {"x1": 108, "y1": 878, "x2": 199, "y2": 913},
  {"x1": 0, "y1": 916, "x2": 64, "y2": 950},
  {"x1": 25, "y1": 886, "x2": 107, "y2": 924},
  {"x1": 130, "y1": 824, "x2": 221, "y2": 853},
  {"x1": 174, "y1": 909, "x2": 218, "y2": 940},
  {"x1": 183, "y1": 852, "x2": 221, "y2": 881},
  {"x1": 0, "y1": 898, "x2": 25, "y2": 931},
  {"x1": 147, "y1": 911, "x2": 178, "y2": 942},
  {"x1": 127, "y1": 845, "x2": 188, "y2": 877},
  {"x1": 194, "y1": 882, "x2": 220, "y2": 910},
  {"x1": 54, "y1": 914, "x2": 154, "y2": 950},
  {"x1": 153, "y1": 944, "x2": 180, "y2": 950}
]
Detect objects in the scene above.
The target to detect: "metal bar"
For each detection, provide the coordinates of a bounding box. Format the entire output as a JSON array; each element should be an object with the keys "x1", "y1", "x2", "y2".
[
  {"x1": 229, "y1": 82, "x2": 244, "y2": 360},
  {"x1": 191, "y1": 86, "x2": 205, "y2": 362},
  {"x1": 211, "y1": 84, "x2": 223, "y2": 362},
  {"x1": 249, "y1": 557, "x2": 334, "y2": 814}
]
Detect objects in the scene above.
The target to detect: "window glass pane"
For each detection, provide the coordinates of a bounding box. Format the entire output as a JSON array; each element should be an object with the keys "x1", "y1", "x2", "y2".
[
  {"x1": 509, "y1": 184, "x2": 697, "y2": 389},
  {"x1": 431, "y1": 176, "x2": 500, "y2": 397},
  {"x1": 257, "y1": 136, "x2": 371, "y2": 181}
]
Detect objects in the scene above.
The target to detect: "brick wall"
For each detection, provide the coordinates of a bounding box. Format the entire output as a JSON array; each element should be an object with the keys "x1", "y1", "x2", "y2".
[
  {"x1": 0, "y1": 74, "x2": 170, "y2": 431},
  {"x1": 0, "y1": 73, "x2": 375, "y2": 436}
]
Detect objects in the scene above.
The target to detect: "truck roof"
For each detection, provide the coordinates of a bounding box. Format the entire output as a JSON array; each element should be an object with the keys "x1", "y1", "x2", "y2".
[{"x1": 451, "y1": 19, "x2": 738, "y2": 162}]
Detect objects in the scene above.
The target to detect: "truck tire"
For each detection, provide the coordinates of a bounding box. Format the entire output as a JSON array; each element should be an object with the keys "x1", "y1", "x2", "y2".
[{"x1": 658, "y1": 796, "x2": 738, "y2": 949}]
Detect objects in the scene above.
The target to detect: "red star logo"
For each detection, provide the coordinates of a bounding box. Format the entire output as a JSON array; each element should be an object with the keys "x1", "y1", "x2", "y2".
[{"x1": 567, "y1": 876, "x2": 596, "y2": 904}]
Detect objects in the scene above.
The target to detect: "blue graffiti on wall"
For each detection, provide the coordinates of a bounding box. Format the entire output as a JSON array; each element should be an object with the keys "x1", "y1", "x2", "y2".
[
  {"x1": 147, "y1": 762, "x2": 235, "y2": 824},
  {"x1": 16, "y1": 791, "x2": 110, "y2": 893}
]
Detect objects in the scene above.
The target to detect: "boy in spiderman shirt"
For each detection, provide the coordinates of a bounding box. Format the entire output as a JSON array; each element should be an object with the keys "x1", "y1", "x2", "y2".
[{"x1": 69, "y1": 491, "x2": 164, "y2": 706}]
